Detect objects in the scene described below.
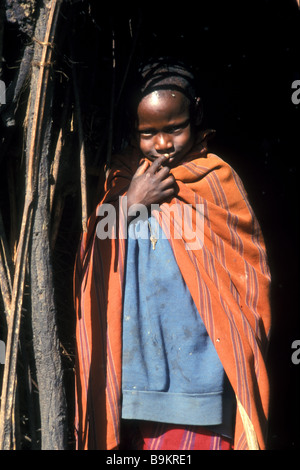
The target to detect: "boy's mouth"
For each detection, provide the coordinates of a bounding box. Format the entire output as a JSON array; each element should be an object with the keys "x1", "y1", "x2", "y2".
[{"x1": 149, "y1": 152, "x2": 176, "y2": 161}]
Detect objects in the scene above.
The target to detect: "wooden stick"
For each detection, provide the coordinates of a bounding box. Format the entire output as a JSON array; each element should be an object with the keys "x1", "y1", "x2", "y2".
[
  {"x1": 50, "y1": 84, "x2": 71, "y2": 213},
  {"x1": 0, "y1": 0, "x2": 63, "y2": 450},
  {"x1": 0, "y1": 210, "x2": 12, "y2": 318},
  {"x1": 105, "y1": 28, "x2": 116, "y2": 174},
  {"x1": 116, "y1": 12, "x2": 142, "y2": 106},
  {"x1": 69, "y1": 42, "x2": 88, "y2": 233}
]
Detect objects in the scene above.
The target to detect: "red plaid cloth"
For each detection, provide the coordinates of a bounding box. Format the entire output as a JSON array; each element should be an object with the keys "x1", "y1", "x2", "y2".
[{"x1": 121, "y1": 421, "x2": 233, "y2": 450}]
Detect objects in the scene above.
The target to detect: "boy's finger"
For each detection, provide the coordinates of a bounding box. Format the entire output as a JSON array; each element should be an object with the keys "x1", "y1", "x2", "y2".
[
  {"x1": 156, "y1": 165, "x2": 171, "y2": 180},
  {"x1": 134, "y1": 159, "x2": 150, "y2": 177},
  {"x1": 148, "y1": 155, "x2": 168, "y2": 174}
]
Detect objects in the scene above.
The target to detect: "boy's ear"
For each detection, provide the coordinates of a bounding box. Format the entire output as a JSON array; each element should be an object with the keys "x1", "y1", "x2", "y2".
[{"x1": 194, "y1": 97, "x2": 203, "y2": 127}]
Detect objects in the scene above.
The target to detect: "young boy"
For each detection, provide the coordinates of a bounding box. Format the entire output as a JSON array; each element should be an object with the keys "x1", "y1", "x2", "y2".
[{"x1": 74, "y1": 58, "x2": 271, "y2": 450}]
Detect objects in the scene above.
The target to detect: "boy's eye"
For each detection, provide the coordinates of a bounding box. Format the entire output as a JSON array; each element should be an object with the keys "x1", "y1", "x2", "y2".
[
  {"x1": 139, "y1": 131, "x2": 154, "y2": 138},
  {"x1": 138, "y1": 120, "x2": 190, "y2": 138},
  {"x1": 167, "y1": 126, "x2": 182, "y2": 134},
  {"x1": 165, "y1": 120, "x2": 191, "y2": 134}
]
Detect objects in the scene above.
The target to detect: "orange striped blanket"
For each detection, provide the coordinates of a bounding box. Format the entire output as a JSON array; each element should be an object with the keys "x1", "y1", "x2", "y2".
[{"x1": 74, "y1": 145, "x2": 271, "y2": 450}]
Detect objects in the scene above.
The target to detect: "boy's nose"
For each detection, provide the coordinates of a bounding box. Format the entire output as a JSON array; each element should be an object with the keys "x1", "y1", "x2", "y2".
[{"x1": 154, "y1": 133, "x2": 173, "y2": 153}]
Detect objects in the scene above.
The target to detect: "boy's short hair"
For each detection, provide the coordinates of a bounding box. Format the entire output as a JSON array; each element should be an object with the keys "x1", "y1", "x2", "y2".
[
  {"x1": 128, "y1": 56, "x2": 202, "y2": 128},
  {"x1": 137, "y1": 56, "x2": 198, "y2": 102}
]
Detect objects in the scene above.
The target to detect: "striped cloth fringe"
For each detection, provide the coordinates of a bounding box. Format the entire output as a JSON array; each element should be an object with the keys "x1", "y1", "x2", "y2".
[{"x1": 74, "y1": 143, "x2": 271, "y2": 450}]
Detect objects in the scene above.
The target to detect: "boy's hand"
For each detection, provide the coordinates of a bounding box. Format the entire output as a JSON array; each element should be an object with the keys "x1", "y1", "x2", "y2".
[{"x1": 126, "y1": 155, "x2": 177, "y2": 215}]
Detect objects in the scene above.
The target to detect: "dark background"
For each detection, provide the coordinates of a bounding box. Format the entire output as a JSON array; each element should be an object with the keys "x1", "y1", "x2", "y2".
[
  {"x1": 1, "y1": 0, "x2": 299, "y2": 449},
  {"x1": 60, "y1": 0, "x2": 300, "y2": 449},
  {"x1": 82, "y1": 0, "x2": 299, "y2": 449}
]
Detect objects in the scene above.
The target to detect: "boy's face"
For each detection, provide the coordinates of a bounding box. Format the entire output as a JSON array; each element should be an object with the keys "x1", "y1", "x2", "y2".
[{"x1": 136, "y1": 90, "x2": 195, "y2": 167}]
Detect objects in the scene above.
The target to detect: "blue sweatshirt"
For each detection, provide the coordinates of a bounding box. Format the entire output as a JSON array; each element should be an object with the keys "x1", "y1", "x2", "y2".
[{"x1": 121, "y1": 216, "x2": 235, "y2": 438}]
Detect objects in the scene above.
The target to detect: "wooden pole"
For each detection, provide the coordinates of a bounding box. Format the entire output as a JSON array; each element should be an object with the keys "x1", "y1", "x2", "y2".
[
  {"x1": 0, "y1": 0, "x2": 63, "y2": 450},
  {"x1": 71, "y1": 62, "x2": 88, "y2": 233}
]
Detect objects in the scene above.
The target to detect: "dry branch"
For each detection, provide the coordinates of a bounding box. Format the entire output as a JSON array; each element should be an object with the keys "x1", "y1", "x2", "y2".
[
  {"x1": 69, "y1": 43, "x2": 88, "y2": 233},
  {"x1": 0, "y1": 0, "x2": 63, "y2": 450},
  {"x1": 0, "y1": 211, "x2": 13, "y2": 318}
]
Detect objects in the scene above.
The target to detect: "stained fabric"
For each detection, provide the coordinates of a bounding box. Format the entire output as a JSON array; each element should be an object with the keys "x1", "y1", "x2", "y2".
[
  {"x1": 133, "y1": 421, "x2": 233, "y2": 450},
  {"x1": 122, "y1": 216, "x2": 235, "y2": 436},
  {"x1": 120, "y1": 419, "x2": 233, "y2": 450},
  {"x1": 74, "y1": 137, "x2": 271, "y2": 450}
]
